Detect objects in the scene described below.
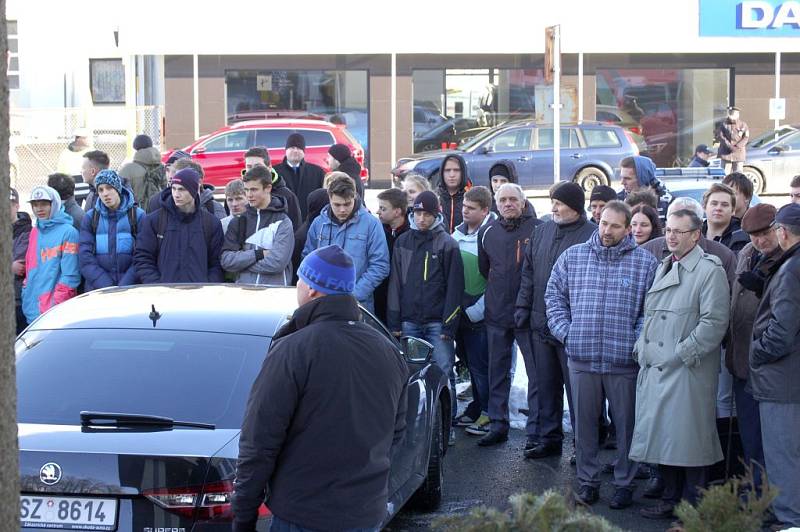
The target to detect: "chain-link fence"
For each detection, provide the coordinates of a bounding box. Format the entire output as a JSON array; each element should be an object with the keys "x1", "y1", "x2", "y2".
[{"x1": 10, "y1": 105, "x2": 164, "y2": 199}]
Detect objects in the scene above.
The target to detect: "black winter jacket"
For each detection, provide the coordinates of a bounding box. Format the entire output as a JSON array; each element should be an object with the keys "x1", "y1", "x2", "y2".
[
  {"x1": 437, "y1": 154, "x2": 471, "y2": 234},
  {"x1": 232, "y1": 294, "x2": 408, "y2": 530},
  {"x1": 374, "y1": 219, "x2": 410, "y2": 325},
  {"x1": 478, "y1": 202, "x2": 542, "y2": 329},
  {"x1": 270, "y1": 171, "x2": 302, "y2": 231},
  {"x1": 515, "y1": 216, "x2": 596, "y2": 340},
  {"x1": 337, "y1": 156, "x2": 366, "y2": 200},
  {"x1": 387, "y1": 215, "x2": 464, "y2": 337},
  {"x1": 749, "y1": 242, "x2": 800, "y2": 403},
  {"x1": 274, "y1": 158, "x2": 325, "y2": 220},
  {"x1": 703, "y1": 217, "x2": 750, "y2": 255}
]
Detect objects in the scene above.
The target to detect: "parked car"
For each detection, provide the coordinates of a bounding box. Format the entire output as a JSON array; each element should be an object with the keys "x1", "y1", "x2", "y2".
[
  {"x1": 161, "y1": 119, "x2": 368, "y2": 190},
  {"x1": 414, "y1": 118, "x2": 479, "y2": 153},
  {"x1": 595, "y1": 104, "x2": 647, "y2": 153},
  {"x1": 655, "y1": 167, "x2": 761, "y2": 210},
  {"x1": 17, "y1": 284, "x2": 450, "y2": 529},
  {"x1": 413, "y1": 106, "x2": 448, "y2": 137},
  {"x1": 730, "y1": 124, "x2": 800, "y2": 194},
  {"x1": 393, "y1": 120, "x2": 639, "y2": 191}
]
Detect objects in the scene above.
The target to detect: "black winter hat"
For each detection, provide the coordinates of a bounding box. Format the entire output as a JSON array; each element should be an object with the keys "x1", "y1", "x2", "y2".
[
  {"x1": 589, "y1": 185, "x2": 617, "y2": 203},
  {"x1": 413, "y1": 190, "x2": 440, "y2": 215},
  {"x1": 133, "y1": 134, "x2": 153, "y2": 150},
  {"x1": 489, "y1": 163, "x2": 510, "y2": 179},
  {"x1": 286, "y1": 132, "x2": 306, "y2": 151},
  {"x1": 328, "y1": 143, "x2": 351, "y2": 163},
  {"x1": 551, "y1": 182, "x2": 586, "y2": 215}
]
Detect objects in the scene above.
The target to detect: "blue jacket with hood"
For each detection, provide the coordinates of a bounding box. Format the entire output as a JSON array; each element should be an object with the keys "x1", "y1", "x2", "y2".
[
  {"x1": 302, "y1": 203, "x2": 389, "y2": 310},
  {"x1": 134, "y1": 188, "x2": 224, "y2": 283},
  {"x1": 617, "y1": 155, "x2": 673, "y2": 219},
  {"x1": 79, "y1": 187, "x2": 145, "y2": 290},
  {"x1": 21, "y1": 186, "x2": 81, "y2": 324}
]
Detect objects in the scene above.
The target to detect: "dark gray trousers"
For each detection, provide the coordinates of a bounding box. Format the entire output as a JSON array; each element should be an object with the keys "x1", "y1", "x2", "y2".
[
  {"x1": 761, "y1": 401, "x2": 800, "y2": 526},
  {"x1": 487, "y1": 326, "x2": 538, "y2": 437},
  {"x1": 532, "y1": 335, "x2": 574, "y2": 445}
]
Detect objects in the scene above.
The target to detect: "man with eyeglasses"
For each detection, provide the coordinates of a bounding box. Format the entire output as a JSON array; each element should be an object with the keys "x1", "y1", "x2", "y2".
[
  {"x1": 631, "y1": 209, "x2": 730, "y2": 520},
  {"x1": 749, "y1": 203, "x2": 800, "y2": 530},
  {"x1": 791, "y1": 175, "x2": 800, "y2": 205}
]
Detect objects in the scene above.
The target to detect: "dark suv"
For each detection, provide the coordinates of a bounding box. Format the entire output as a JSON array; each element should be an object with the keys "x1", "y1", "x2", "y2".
[{"x1": 393, "y1": 121, "x2": 639, "y2": 191}]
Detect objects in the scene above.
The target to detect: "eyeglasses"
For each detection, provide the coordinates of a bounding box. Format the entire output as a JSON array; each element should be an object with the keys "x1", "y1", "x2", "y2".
[{"x1": 664, "y1": 228, "x2": 696, "y2": 236}]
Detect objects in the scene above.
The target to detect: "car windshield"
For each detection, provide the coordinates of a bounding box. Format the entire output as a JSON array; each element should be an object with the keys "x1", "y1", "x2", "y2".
[
  {"x1": 748, "y1": 127, "x2": 796, "y2": 149},
  {"x1": 16, "y1": 329, "x2": 271, "y2": 429}
]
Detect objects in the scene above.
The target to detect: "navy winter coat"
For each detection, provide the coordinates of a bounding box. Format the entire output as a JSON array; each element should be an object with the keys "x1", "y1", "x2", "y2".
[{"x1": 134, "y1": 188, "x2": 224, "y2": 283}]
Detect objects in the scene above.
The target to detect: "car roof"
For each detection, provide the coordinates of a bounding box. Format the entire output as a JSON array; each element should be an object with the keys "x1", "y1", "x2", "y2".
[
  {"x1": 227, "y1": 119, "x2": 338, "y2": 130},
  {"x1": 28, "y1": 284, "x2": 299, "y2": 337}
]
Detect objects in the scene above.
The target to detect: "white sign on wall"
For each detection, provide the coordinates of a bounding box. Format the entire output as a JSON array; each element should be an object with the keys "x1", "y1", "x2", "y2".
[{"x1": 769, "y1": 97, "x2": 786, "y2": 120}]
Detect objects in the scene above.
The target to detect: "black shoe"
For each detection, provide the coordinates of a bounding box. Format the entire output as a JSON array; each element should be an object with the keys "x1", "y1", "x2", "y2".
[
  {"x1": 477, "y1": 430, "x2": 508, "y2": 447},
  {"x1": 577, "y1": 485, "x2": 599, "y2": 505},
  {"x1": 635, "y1": 463, "x2": 651, "y2": 480},
  {"x1": 601, "y1": 462, "x2": 614, "y2": 475},
  {"x1": 523, "y1": 436, "x2": 538, "y2": 452},
  {"x1": 609, "y1": 487, "x2": 633, "y2": 509},
  {"x1": 640, "y1": 502, "x2": 675, "y2": 520},
  {"x1": 524, "y1": 442, "x2": 562, "y2": 459},
  {"x1": 643, "y1": 476, "x2": 665, "y2": 499}
]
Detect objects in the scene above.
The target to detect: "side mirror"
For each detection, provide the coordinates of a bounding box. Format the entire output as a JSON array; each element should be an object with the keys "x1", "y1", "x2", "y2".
[
  {"x1": 193, "y1": 146, "x2": 207, "y2": 155},
  {"x1": 401, "y1": 336, "x2": 434, "y2": 364},
  {"x1": 475, "y1": 145, "x2": 493, "y2": 155}
]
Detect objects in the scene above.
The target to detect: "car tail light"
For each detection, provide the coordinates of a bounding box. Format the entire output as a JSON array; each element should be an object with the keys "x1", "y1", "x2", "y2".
[
  {"x1": 629, "y1": 126, "x2": 642, "y2": 135},
  {"x1": 143, "y1": 481, "x2": 270, "y2": 520},
  {"x1": 623, "y1": 130, "x2": 640, "y2": 156}
]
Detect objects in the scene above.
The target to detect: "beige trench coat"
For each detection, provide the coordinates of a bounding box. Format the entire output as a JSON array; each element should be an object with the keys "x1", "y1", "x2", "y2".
[{"x1": 629, "y1": 245, "x2": 731, "y2": 467}]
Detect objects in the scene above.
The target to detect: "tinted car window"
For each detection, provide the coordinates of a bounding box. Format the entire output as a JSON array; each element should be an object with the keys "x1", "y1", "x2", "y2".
[
  {"x1": 583, "y1": 129, "x2": 622, "y2": 148},
  {"x1": 489, "y1": 128, "x2": 532, "y2": 152},
  {"x1": 255, "y1": 129, "x2": 335, "y2": 149},
  {"x1": 17, "y1": 329, "x2": 270, "y2": 429},
  {"x1": 537, "y1": 128, "x2": 579, "y2": 149},
  {"x1": 202, "y1": 130, "x2": 253, "y2": 153}
]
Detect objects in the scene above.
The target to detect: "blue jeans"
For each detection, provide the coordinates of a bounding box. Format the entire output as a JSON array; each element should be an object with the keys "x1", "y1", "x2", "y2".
[
  {"x1": 402, "y1": 321, "x2": 456, "y2": 420},
  {"x1": 270, "y1": 515, "x2": 378, "y2": 532},
  {"x1": 456, "y1": 320, "x2": 489, "y2": 416}
]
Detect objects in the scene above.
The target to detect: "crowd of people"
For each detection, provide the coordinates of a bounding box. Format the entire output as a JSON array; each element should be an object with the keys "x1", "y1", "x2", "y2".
[{"x1": 10, "y1": 130, "x2": 800, "y2": 529}]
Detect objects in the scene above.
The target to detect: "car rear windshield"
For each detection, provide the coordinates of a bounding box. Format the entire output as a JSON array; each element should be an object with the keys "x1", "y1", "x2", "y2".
[
  {"x1": 16, "y1": 329, "x2": 271, "y2": 429},
  {"x1": 582, "y1": 129, "x2": 622, "y2": 148},
  {"x1": 254, "y1": 128, "x2": 335, "y2": 149}
]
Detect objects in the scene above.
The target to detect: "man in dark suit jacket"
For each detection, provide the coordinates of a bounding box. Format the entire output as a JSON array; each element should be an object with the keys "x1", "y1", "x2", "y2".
[{"x1": 273, "y1": 133, "x2": 325, "y2": 220}]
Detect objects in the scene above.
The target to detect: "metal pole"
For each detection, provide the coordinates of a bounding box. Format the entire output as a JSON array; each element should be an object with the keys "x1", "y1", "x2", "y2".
[
  {"x1": 193, "y1": 54, "x2": 200, "y2": 141},
  {"x1": 577, "y1": 52, "x2": 583, "y2": 122},
  {"x1": 775, "y1": 51, "x2": 781, "y2": 131},
  {"x1": 553, "y1": 25, "x2": 561, "y2": 184},
  {"x1": 391, "y1": 53, "x2": 397, "y2": 173}
]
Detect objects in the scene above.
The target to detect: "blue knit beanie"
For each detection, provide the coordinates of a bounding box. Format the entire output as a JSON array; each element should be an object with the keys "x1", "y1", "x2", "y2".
[
  {"x1": 95, "y1": 169, "x2": 124, "y2": 195},
  {"x1": 298, "y1": 245, "x2": 356, "y2": 295}
]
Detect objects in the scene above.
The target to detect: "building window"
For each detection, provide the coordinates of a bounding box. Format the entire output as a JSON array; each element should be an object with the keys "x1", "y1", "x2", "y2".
[
  {"x1": 225, "y1": 69, "x2": 370, "y2": 159},
  {"x1": 7, "y1": 20, "x2": 19, "y2": 90},
  {"x1": 90, "y1": 58, "x2": 125, "y2": 104}
]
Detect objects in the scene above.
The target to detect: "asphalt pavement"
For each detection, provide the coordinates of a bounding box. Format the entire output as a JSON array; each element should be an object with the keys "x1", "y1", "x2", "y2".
[{"x1": 385, "y1": 428, "x2": 666, "y2": 532}]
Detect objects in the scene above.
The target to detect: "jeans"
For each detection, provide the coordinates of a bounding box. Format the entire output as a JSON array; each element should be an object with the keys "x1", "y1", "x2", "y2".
[
  {"x1": 456, "y1": 320, "x2": 489, "y2": 416},
  {"x1": 270, "y1": 515, "x2": 378, "y2": 532},
  {"x1": 402, "y1": 321, "x2": 456, "y2": 420}
]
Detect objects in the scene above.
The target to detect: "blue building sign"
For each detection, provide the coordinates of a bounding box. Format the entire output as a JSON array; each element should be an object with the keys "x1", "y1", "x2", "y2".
[{"x1": 700, "y1": 0, "x2": 800, "y2": 36}]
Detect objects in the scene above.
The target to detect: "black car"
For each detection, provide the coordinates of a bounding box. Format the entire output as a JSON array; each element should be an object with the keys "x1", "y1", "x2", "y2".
[
  {"x1": 413, "y1": 118, "x2": 480, "y2": 153},
  {"x1": 17, "y1": 284, "x2": 450, "y2": 530}
]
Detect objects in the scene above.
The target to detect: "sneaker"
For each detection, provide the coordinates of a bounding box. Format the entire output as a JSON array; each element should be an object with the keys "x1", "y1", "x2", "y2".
[
  {"x1": 477, "y1": 430, "x2": 508, "y2": 447},
  {"x1": 577, "y1": 485, "x2": 599, "y2": 505},
  {"x1": 640, "y1": 502, "x2": 675, "y2": 520},
  {"x1": 465, "y1": 414, "x2": 490, "y2": 435},
  {"x1": 609, "y1": 487, "x2": 633, "y2": 509},
  {"x1": 454, "y1": 413, "x2": 476, "y2": 427},
  {"x1": 457, "y1": 385, "x2": 473, "y2": 401},
  {"x1": 449, "y1": 428, "x2": 456, "y2": 446}
]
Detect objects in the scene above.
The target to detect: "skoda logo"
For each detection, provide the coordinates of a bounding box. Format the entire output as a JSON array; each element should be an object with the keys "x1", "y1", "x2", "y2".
[{"x1": 39, "y1": 463, "x2": 62, "y2": 485}]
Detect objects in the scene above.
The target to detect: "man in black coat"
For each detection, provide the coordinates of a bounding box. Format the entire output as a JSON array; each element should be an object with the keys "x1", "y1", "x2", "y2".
[
  {"x1": 232, "y1": 245, "x2": 408, "y2": 532},
  {"x1": 273, "y1": 133, "x2": 325, "y2": 220},
  {"x1": 515, "y1": 182, "x2": 596, "y2": 458},
  {"x1": 477, "y1": 183, "x2": 542, "y2": 447}
]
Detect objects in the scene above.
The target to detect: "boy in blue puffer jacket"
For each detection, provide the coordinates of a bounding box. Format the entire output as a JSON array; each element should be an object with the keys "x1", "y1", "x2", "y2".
[{"x1": 79, "y1": 170, "x2": 145, "y2": 290}]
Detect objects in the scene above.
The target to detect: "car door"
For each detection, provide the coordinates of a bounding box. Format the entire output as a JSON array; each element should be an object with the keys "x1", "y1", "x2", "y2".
[
  {"x1": 468, "y1": 127, "x2": 534, "y2": 188},
  {"x1": 531, "y1": 127, "x2": 580, "y2": 185},
  {"x1": 191, "y1": 129, "x2": 254, "y2": 187},
  {"x1": 359, "y1": 311, "x2": 429, "y2": 502}
]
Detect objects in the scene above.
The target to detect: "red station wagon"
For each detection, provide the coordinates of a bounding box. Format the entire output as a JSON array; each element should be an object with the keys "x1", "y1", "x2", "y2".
[{"x1": 162, "y1": 119, "x2": 368, "y2": 189}]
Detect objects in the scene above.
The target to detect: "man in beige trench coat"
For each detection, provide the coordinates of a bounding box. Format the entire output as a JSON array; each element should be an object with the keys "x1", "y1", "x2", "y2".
[{"x1": 629, "y1": 208, "x2": 730, "y2": 520}]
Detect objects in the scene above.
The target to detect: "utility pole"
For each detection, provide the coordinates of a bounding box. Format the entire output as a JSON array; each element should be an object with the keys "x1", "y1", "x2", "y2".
[{"x1": 546, "y1": 25, "x2": 561, "y2": 184}]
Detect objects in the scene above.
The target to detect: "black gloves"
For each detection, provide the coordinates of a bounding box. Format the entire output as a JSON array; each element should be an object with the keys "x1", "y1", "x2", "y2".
[{"x1": 738, "y1": 270, "x2": 765, "y2": 298}]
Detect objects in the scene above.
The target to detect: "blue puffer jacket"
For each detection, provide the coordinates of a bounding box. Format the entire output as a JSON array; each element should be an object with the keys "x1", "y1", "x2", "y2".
[
  {"x1": 545, "y1": 231, "x2": 659, "y2": 372},
  {"x1": 302, "y1": 204, "x2": 389, "y2": 310},
  {"x1": 134, "y1": 188, "x2": 224, "y2": 284},
  {"x1": 79, "y1": 187, "x2": 145, "y2": 291}
]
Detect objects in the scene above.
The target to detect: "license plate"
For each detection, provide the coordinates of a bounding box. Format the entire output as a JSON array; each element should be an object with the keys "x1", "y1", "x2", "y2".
[{"x1": 20, "y1": 496, "x2": 117, "y2": 531}]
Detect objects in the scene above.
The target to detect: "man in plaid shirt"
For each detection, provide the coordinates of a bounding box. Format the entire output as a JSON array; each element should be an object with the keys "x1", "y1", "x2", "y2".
[{"x1": 545, "y1": 200, "x2": 658, "y2": 509}]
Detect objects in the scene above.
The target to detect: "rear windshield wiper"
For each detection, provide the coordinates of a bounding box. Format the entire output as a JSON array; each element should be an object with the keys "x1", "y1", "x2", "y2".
[{"x1": 80, "y1": 411, "x2": 215, "y2": 430}]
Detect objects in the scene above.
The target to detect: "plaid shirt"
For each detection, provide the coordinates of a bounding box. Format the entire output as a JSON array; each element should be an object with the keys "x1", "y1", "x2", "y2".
[{"x1": 545, "y1": 231, "x2": 658, "y2": 372}]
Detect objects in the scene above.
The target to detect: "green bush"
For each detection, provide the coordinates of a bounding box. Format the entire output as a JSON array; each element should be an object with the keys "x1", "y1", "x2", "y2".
[{"x1": 433, "y1": 490, "x2": 622, "y2": 532}]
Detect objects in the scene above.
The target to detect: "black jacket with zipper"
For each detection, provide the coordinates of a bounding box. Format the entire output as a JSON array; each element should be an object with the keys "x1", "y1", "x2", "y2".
[
  {"x1": 387, "y1": 214, "x2": 464, "y2": 337},
  {"x1": 273, "y1": 158, "x2": 325, "y2": 220},
  {"x1": 232, "y1": 294, "x2": 408, "y2": 531},
  {"x1": 437, "y1": 154, "x2": 471, "y2": 234},
  {"x1": 478, "y1": 202, "x2": 542, "y2": 329}
]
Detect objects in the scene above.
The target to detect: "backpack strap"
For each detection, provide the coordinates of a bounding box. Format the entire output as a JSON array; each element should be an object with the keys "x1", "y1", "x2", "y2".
[
  {"x1": 155, "y1": 208, "x2": 168, "y2": 256},
  {"x1": 91, "y1": 209, "x2": 101, "y2": 235},
  {"x1": 128, "y1": 208, "x2": 138, "y2": 239}
]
